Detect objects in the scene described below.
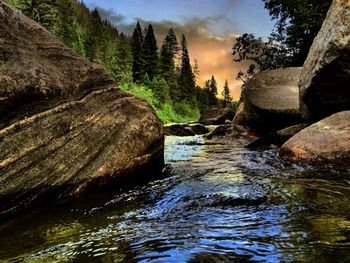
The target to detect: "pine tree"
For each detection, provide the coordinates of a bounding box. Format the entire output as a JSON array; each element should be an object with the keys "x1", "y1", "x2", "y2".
[
  {"x1": 85, "y1": 8, "x2": 106, "y2": 63},
  {"x1": 160, "y1": 28, "x2": 179, "y2": 99},
  {"x1": 207, "y1": 75, "x2": 218, "y2": 106},
  {"x1": 131, "y1": 21, "x2": 144, "y2": 83},
  {"x1": 222, "y1": 79, "x2": 232, "y2": 107},
  {"x1": 178, "y1": 34, "x2": 196, "y2": 102},
  {"x1": 18, "y1": 0, "x2": 59, "y2": 33},
  {"x1": 56, "y1": 0, "x2": 77, "y2": 48},
  {"x1": 142, "y1": 24, "x2": 159, "y2": 80}
]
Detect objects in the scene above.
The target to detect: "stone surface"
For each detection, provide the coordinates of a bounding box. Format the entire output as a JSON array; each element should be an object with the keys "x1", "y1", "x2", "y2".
[
  {"x1": 243, "y1": 67, "x2": 302, "y2": 132},
  {"x1": 280, "y1": 111, "x2": 350, "y2": 164},
  {"x1": 0, "y1": 2, "x2": 164, "y2": 215},
  {"x1": 246, "y1": 123, "x2": 309, "y2": 148},
  {"x1": 205, "y1": 124, "x2": 260, "y2": 147},
  {"x1": 199, "y1": 107, "x2": 235, "y2": 125},
  {"x1": 232, "y1": 102, "x2": 246, "y2": 126},
  {"x1": 164, "y1": 123, "x2": 209, "y2": 136},
  {"x1": 299, "y1": 0, "x2": 350, "y2": 121}
]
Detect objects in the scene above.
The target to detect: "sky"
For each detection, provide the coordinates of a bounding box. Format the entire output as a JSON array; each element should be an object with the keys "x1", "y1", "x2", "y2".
[{"x1": 83, "y1": 0, "x2": 275, "y2": 100}]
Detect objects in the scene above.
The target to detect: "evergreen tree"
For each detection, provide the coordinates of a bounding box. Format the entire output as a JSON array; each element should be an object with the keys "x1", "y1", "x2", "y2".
[
  {"x1": 56, "y1": 0, "x2": 78, "y2": 48},
  {"x1": 222, "y1": 79, "x2": 232, "y2": 107},
  {"x1": 178, "y1": 34, "x2": 196, "y2": 102},
  {"x1": 131, "y1": 22, "x2": 144, "y2": 83},
  {"x1": 206, "y1": 75, "x2": 218, "y2": 106},
  {"x1": 159, "y1": 28, "x2": 179, "y2": 99},
  {"x1": 85, "y1": 8, "x2": 106, "y2": 63},
  {"x1": 142, "y1": 24, "x2": 159, "y2": 80},
  {"x1": 18, "y1": 0, "x2": 59, "y2": 33}
]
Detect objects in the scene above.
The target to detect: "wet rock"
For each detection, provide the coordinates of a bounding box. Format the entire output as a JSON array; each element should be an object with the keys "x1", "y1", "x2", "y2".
[
  {"x1": 299, "y1": 0, "x2": 350, "y2": 122},
  {"x1": 243, "y1": 67, "x2": 302, "y2": 133},
  {"x1": 246, "y1": 123, "x2": 309, "y2": 148},
  {"x1": 199, "y1": 107, "x2": 235, "y2": 125},
  {"x1": 164, "y1": 123, "x2": 209, "y2": 136},
  {"x1": 232, "y1": 102, "x2": 246, "y2": 126},
  {"x1": 205, "y1": 124, "x2": 260, "y2": 147},
  {"x1": 0, "y1": 2, "x2": 164, "y2": 215},
  {"x1": 280, "y1": 111, "x2": 350, "y2": 164}
]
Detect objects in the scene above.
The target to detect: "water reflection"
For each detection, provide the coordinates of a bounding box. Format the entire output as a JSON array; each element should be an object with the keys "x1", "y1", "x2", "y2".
[{"x1": 0, "y1": 135, "x2": 349, "y2": 262}]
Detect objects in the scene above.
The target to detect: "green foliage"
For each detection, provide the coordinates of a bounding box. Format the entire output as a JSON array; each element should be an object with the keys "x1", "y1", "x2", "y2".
[
  {"x1": 150, "y1": 76, "x2": 169, "y2": 106},
  {"x1": 233, "y1": 0, "x2": 332, "y2": 83},
  {"x1": 263, "y1": 0, "x2": 332, "y2": 66},
  {"x1": 119, "y1": 84, "x2": 200, "y2": 124}
]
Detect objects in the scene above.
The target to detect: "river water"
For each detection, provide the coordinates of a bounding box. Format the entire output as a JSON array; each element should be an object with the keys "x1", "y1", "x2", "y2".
[{"x1": 1, "y1": 135, "x2": 350, "y2": 262}]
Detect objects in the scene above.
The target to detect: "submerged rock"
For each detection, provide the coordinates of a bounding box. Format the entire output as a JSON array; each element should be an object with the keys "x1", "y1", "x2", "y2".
[
  {"x1": 164, "y1": 123, "x2": 209, "y2": 136},
  {"x1": 199, "y1": 107, "x2": 235, "y2": 125},
  {"x1": 246, "y1": 123, "x2": 309, "y2": 148},
  {"x1": 0, "y1": 2, "x2": 164, "y2": 215},
  {"x1": 299, "y1": 0, "x2": 350, "y2": 122},
  {"x1": 243, "y1": 67, "x2": 302, "y2": 133},
  {"x1": 280, "y1": 111, "x2": 350, "y2": 164},
  {"x1": 205, "y1": 124, "x2": 260, "y2": 147}
]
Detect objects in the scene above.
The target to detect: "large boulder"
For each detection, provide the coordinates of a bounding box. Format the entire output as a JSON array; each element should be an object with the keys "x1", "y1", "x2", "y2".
[
  {"x1": 0, "y1": 2, "x2": 164, "y2": 215},
  {"x1": 243, "y1": 67, "x2": 302, "y2": 133},
  {"x1": 199, "y1": 107, "x2": 235, "y2": 125},
  {"x1": 299, "y1": 0, "x2": 350, "y2": 122},
  {"x1": 279, "y1": 111, "x2": 350, "y2": 164}
]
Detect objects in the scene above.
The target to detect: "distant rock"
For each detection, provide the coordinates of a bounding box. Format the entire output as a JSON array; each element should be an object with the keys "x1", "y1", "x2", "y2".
[
  {"x1": 280, "y1": 111, "x2": 350, "y2": 164},
  {"x1": 0, "y1": 2, "x2": 164, "y2": 215},
  {"x1": 205, "y1": 124, "x2": 260, "y2": 147},
  {"x1": 164, "y1": 123, "x2": 209, "y2": 136},
  {"x1": 299, "y1": 0, "x2": 350, "y2": 122},
  {"x1": 232, "y1": 102, "x2": 246, "y2": 126},
  {"x1": 199, "y1": 107, "x2": 235, "y2": 125},
  {"x1": 246, "y1": 123, "x2": 309, "y2": 149},
  {"x1": 243, "y1": 67, "x2": 302, "y2": 133}
]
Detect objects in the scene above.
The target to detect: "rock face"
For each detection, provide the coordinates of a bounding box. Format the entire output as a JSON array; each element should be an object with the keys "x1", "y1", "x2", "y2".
[
  {"x1": 164, "y1": 123, "x2": 209, "y2": 136},
  {"x1": 199, "y1": 107, "x2": 235, "y2": 125},
  {"x1": 299, "y1": 0, "x2": 350, "y2": 122},
  {"x1": 0, "y1": 2, "x2": 164, "y2": 215},
  {"x1": 243, "y1": 67, "x2": 302, "y2": 133},
  {"x1": 280, "y1": 111, "x2": 350, "y2": 163},
  {"x1": 232, "y1": 102, "x2": 246, "y2": 126}
]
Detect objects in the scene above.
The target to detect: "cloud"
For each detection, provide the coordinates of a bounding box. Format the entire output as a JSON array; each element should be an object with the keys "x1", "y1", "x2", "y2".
[{"x1": 92, "y1": 6, "x2": 248, "y2": 100}]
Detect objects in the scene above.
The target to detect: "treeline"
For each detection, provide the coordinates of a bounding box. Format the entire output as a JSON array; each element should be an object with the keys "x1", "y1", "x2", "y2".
[{"x1": 5, "y1": 0, "x2": 235, "y2": 123}]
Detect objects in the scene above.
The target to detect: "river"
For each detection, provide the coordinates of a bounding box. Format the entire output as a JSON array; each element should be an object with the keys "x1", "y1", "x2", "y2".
[{"x1": 1, "y1": 135, "x2": 350, "y2": 262}]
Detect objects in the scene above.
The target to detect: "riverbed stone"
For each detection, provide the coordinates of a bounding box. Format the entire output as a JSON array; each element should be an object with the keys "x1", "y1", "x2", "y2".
[
  {"x1": 246, "y1": 123, "x2": 309, "y2": 148},
  {"x1": 279, "y1": 111, "x2": 350, "y2": 164},
  {"x1": 299, "y1": 0, "x2": 350, "y2": 122},
  {"x1": 243, "y1": 67, "x2": 302, "y2": 133},
  {"x1": 0, "y1": 2, "x2": 164, "y2": 215},
  {"x1": 164, "y1": 123, "x2": 209, "y2": 136},
  {"x1": 199, "y1": 107, "x2": 235, "y2": 125},
  {"x1": 205, "y1": 124, "x2": 260, "y2": 146}
]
